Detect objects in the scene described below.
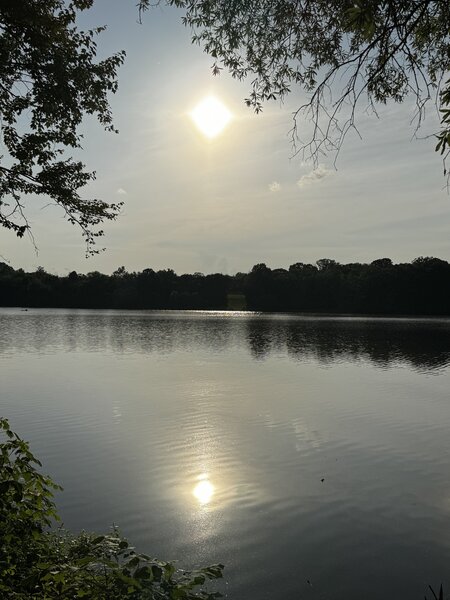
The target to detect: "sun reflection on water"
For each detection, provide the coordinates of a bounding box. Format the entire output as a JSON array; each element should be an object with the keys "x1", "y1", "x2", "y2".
[{"x1": 193, "y1": 475, "x2": 215, "y2": 506}]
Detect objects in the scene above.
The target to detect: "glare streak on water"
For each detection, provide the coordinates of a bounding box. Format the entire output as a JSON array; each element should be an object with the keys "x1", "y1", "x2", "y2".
[{"x1": 1, "y1": 308, "x2": 450, "y2": 599}]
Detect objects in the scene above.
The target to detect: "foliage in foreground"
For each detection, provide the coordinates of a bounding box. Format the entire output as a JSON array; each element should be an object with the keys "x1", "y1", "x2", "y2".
[
  {"x1": 0, "y1": 1, "x2": 124, "y2": 254},
  {"x1": 0, "y1": 417, "x2": 223, "y2": 599}
]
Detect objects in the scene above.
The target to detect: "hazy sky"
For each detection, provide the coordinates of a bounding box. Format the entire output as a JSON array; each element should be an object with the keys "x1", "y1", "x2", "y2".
[{"x1": 2, "y1": 0, "x2": 450, "y2": 275}]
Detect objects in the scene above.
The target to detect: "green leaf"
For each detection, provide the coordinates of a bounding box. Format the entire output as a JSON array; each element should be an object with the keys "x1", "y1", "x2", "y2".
[
  {"x1": 92, "y1": 535, "x2": 105, "y2": 545},
  {"x1": 134, "y1": 566, "x2": 152, "y2": 579},
  {"x1": 151, "y1": 565, "x2": 163, "y2": 582}
]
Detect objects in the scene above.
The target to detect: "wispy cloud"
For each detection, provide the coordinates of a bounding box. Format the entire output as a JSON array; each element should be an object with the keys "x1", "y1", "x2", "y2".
[
  {"x1": 269, "y1": 181, "x2": 281, "y2": 192},
  {"x1": 297, "y1": 165, "x2": 331, "y2": 188},
  {"x1": 116, "y1": 188, "x2": 128, "y2": 195}
]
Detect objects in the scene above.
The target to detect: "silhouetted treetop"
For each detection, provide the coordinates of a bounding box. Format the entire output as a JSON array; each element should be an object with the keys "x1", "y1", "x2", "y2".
[{"x1": 371, "y1": 258, "x2": 393, "y2": 268}]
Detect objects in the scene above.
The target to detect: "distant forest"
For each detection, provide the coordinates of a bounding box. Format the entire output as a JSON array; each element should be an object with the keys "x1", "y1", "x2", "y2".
[{"x1": 1, "y1": 257, "x2": 450, "y2": 315}]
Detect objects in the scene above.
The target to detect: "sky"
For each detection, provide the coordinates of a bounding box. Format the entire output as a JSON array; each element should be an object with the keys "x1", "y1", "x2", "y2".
[{"x1": 1, "y1": 0, "x2": 450, "y2": 275}]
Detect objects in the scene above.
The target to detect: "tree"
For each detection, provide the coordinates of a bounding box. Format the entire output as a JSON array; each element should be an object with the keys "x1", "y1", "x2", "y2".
[
  {"x1": 0, "y1": 0, "x2": 125, "y2": 254},
  {"x1": 316, "y1": 258, "x2": 338, "y2": 271},
  {"x1": 140, "y1": 1, "x2": 450, "y2": 172}
]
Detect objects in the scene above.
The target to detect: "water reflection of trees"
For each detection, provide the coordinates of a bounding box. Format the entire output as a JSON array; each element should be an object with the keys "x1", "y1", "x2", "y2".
[
  {"x1": 245, "y1": 318, "x2": 450, "y2": 371},
  {"x1": 1, "y1": 312, "x2": 450, "y2": 372},
  {"x1": 0, "y1": 312, "x2": 239, "y2": 356}
]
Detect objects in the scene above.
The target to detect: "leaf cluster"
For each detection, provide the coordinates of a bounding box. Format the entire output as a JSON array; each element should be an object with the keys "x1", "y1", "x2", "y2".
[
  {"x1": 435, "y1": 79, "x2": 450, "y2": 170},
  {"x1": 0, "y1": 418, "x2": 224, "y2": 599},
  {"x1": 0, "y1": 1, "x2": 125, "y2": 253}
]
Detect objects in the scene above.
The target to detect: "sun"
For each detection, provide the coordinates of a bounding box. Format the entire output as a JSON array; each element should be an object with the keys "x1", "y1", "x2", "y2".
[{"x1": 190, "y1": 96, "x2": 232, "y2": 139}]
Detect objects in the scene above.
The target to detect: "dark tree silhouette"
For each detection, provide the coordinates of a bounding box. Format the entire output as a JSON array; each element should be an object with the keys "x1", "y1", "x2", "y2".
[{"x1": 1, "y1": 257, "x2": 450, "y2": 315}]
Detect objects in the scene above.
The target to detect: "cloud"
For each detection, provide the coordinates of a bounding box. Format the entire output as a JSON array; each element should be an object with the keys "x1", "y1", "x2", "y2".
[
  {"x1": 297, "y1": 165, "x2": 331, "y2": 188},
  {"x1": 269, "y1": 181, "x2": 281, "y2": 192},
  {"x1": 116, "y1": 188, "x2": 128, "y2": 195}
]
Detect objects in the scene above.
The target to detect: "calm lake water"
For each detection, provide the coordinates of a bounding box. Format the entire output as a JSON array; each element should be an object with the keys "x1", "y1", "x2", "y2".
[{"x1": 1, "y1": 308, "x2": 450, "y2": 598}]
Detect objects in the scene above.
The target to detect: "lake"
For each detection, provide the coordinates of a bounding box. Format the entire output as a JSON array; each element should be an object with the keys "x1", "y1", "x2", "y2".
[{"x1": 1, "y1": 308, "x2": 450, "y2": 598}]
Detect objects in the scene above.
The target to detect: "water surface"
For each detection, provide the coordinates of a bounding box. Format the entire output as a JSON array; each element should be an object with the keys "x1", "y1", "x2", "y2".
[{"x1": 1, "y1": 308, "x2": 450, "y2": 599}]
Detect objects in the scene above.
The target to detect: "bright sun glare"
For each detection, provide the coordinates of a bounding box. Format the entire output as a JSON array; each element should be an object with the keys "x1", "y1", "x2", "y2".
[
  {"x1": 193, "y1": 478, "x2": 215, "y2": 505},
  {"x1": 190, "y1": 96, "x2": 232, "y2": 139}
]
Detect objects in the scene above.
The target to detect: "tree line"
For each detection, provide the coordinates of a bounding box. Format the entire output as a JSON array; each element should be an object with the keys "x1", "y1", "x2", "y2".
[{"x1": 1, "y1": 257, "x2": 450, "y2": 315}]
